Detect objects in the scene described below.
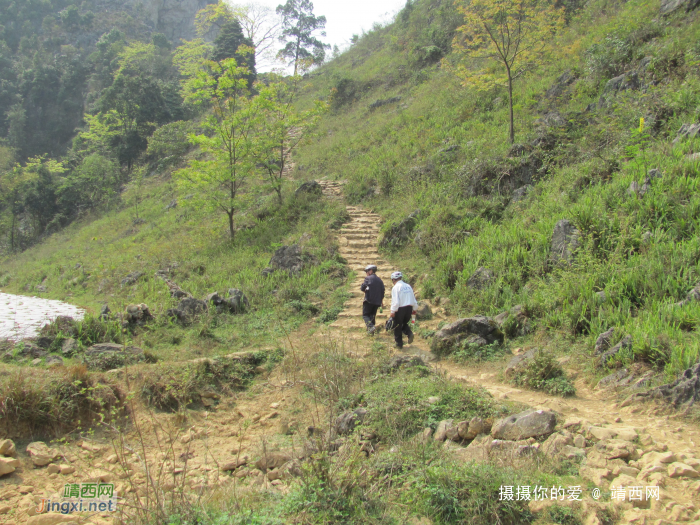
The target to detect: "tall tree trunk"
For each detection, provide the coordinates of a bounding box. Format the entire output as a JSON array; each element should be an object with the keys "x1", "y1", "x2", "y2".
[
  {"x1": 227, "y1": 210, "x2": 235, "y2": 240},
  {"x1": 507, "y1": 66, "x2": 515, "y2": 144}
]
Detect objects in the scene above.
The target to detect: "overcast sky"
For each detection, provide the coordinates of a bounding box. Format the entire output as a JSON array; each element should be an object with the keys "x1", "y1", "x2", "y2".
[{"x1": 244, "y1": 0, "x2": 407, "y2": 70}]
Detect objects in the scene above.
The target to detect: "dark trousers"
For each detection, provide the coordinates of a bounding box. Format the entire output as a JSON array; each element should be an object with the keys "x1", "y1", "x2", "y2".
[
  {"x1": 393, "y1": 305, "x2": 413, "y2": 346},
  {"x1": 362, "y1": 302, "x2": 380, "y2": 328}
]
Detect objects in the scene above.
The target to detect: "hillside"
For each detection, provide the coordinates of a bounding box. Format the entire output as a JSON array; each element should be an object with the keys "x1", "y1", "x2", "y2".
[{"x1": 1, "y1": 0, "x2": 700, "y2": 524}]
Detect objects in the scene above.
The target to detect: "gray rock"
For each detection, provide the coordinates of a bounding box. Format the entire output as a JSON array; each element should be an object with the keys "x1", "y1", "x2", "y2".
[
  {"x1": 598, "y1": 335, "x2": 632, "y2": 368},
  {"x1": 505, "y1": 349, "x2": 537, "y2": 379},
  {"x1": 16, "y1": 342, "x2": 47, "y2": 359},
  {"x1": 35, "y1": 285, "x2": 47, "y2": 293},
  {"x1": 535, "y1": 111, "x2": 567, "y2": 128},
  {"x1": 494, "y1": 305, "x2": 531, "y2": 337},
  {"x1": 380, "y1": 211, "x2": 420, "y2": 249},
  {"x1": 660, "y1": 0, "x2": 700, "y2": 15},
  {"x1": 216, "y1": 289, "x2": 249, "y2": 314},
  {"x1": 206, "y1": 292, "x2": 223, "y2": 306},
  {"x1": 84, "y1": 343, "x2": 145, "y2": 371},
  {"x1": 385, "y1": 355, "x2": 426, "y2": 371},
  {"x1": 61, "y1": 338, "x2": 78, "y2": 356},
  {"x1": 511, "y1": 185, "x2": 532, "y2": 202},
  {"x1": 676, "y1": 282, "x2": 700, "y2": 307},
  {"x1": 458, "y1": 417, "x2": 486, "y2": 440},
  {"x1": 599, "y1": 72, "x2": 641, "y2": 108},
  {"x1": 434, "y1": 419, "x2": 454, "y2": 442},
  {"x1": 597, "y1": 368, "x2": 630, "y2": 389},
  {"x1": 545, "y1": 70, "x2": 577, "y2": 99},
  {"x1": 261, "y1": 268, "x2": 274, "y2": 278},
  {"x1": 99, "y1": 304, "x2": 111, "y2": 320},
  {"x1": 415, "y1": 302, "x2": 432, "y2": 320},
  {"x1": 674, "y1": 123, "x2": 700, "y2": 144},
  {"x1": 430, "y1": 316, "x2": 504, "y2": 356},
  {"x1": 166, "y1": 297, "x2": 207, "y2": 325},
  {"x1": 45, "y1": 355, "x2": 64, "y2": 366},
  {"x1": 623, "y1": 362, "x2": 700, "y2": 408},
  {"x1": 121, "y1": 272, "x2": 144, "y2": 287},
  {"x1": 491, "y1": 409, "x2": 557, "y2": 440},
  {"x1": 165, "y1": 199, "x2": 177, "y2": 210},
  {"x1": 368, "y1": 96, "x2": 401, "y2": 110},
  {"x1": 335, "y1": 408, "x2": 368, "y2": 435},
  {"x1": 124, "y1": 303, "x2": 154, "y2": 327},
  {"x1": 466, "y1": 267, "x2": 493, "y2": 290},
  {"x1": 648, "y1": 168, "x2": 663, "y2": 179},
  {"x1": 551, "y1": 219, "x2": 580, "y2": 264},
  {"x1": 270, "y1": 245, "x2": 304, "y2": 274},
  {"x1": 594, "y1": 328, "x2": 615, "y2": 355},
  {"x1": 295, "y1": 181, "x2": 322, "y2": 197}
]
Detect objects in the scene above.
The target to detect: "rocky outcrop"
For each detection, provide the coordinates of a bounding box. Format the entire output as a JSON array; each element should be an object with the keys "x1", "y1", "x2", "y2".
[
  {"x1": 335, "y1": 408, "x2": 368, "y2": 435},
  {"x1": 504, "y1": 348, "x2": 538, "y2": 379},
  {"x1": 269, "y1": 245, "x2": 306, "y2": 275},
  {"x1": 494, "y1": 305, "x2": 531, "y2": 337},
  {"x1": 415, "y1": 302, "x2": 432, "y2": 320},
  {"x1": 430, "y1": 316, "x2": 503, "y2": 355},
  {"x1": 295, "y1": 181, "x2": 322, "y2": 197},
  {"x1": 673, "y1": 123, "x2": 700, "y2": 143},
  {"x1": 124, "y1": 303, "x2": 154, "y2": 327},
  {"x1": 166, "y1": 297, "x2": 208, "y2": 324},
  {"x1": 622, "y1": 362, "x2": 700, "y2": 408},
  {"x1": 676, "y1": 282, "x2": 700, "y2": 307},
  {"x1": 550, "y1": 219, "x2": 580, "y2": 265},
  {"x1": 84, "y1": 342, "x2": 145, "y2": 371},
  {"x1": 660, "y1": 0, "x2": 700, "y2": 15},
  {"x1": 597, "y1": 335, "x2": 632, "y2": 369},
  {"x1": 466, "y1": 267, "x2": 493, "y2": 290}
]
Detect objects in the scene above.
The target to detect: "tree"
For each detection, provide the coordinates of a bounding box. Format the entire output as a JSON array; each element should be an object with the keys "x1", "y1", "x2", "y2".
[
  {"x1": 254, "y1": 75, "x2": 327, "y2": 204},
  {"x1": 447, "y1": 0, "x2": 564, "y2": 143},
  {"x1": 175, "y1": 56, "x2": 260, "y2": 239},
  {"x1": 276, "y1": 0, "x2": 330, "y2": 75},
  {"x1": 212, "y1": 18, "x2": 257, "y2": 85},
  {"x1": 233, "y1": 2, "x2": 282, "y2": 69}
]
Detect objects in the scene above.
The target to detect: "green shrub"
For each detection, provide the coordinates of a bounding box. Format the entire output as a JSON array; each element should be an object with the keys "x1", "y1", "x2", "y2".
[
  {"x1": 509, "y1": 350, "x2": 576, "y2": 397},
  {"x1": 549, "y1": 505, "x2": 582, "y2": 525},
  {"x1": 452, "y1": 341, "x2": 506, "y2": 363}
]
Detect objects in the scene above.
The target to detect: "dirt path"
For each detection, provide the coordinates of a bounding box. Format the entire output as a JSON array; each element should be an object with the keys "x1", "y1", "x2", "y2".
[{"x1": 316, "y1": 179, "x2": 700, "y2": 523}]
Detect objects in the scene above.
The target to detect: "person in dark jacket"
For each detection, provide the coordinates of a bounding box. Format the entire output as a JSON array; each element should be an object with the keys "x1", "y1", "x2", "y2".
[{"x1": 360, "y1": 264, "x2": 385, "y2": 334}]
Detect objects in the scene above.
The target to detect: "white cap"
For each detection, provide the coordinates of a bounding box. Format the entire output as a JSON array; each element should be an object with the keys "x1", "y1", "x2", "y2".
[{"x1": 391, "y1": 271, "x2": 403, "y2": 280}]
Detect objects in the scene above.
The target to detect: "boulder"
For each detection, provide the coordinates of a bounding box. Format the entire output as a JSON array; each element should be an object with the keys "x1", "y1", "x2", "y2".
[
  {"x1": 415, "y1": 302, "x2": 432, "y2": 320},
  {"x1": 124, "y1": 303, "x2": 154, "y2": 327},
  {"x1": 165, "y1": 297, "x2": 208, "y2": 325},
  {"x1": 295, "y1": 181, "x2": 322, "y2": 197},
  {"x1": 504, "y1": 348, "x2": 537, "y2": 379},
  {"x1": 269, "y1": 244, "x2": 305, "y2": 274},
  {"x1": 335, "y1": 408, "x2": 368, "y2": 435},
  {"x1": 676, "y1": 282, "x2": 700, "y2": 307},
  {"x1": 430, "y1": 316, "x2": 503, "y2": 356},
  {"x1": 661, "y1": 0, "x2": 700, "y2": 15},
  {"x1": 217, "y1": 288, "x2": 249, "y2": 314},
  {"x1": 594, "y1": 328, "x2": 615, "y2": 355},
  {"x1": 458, "y1": 417, "x2": 486, "y2": 440},
  {"x1": 551, "y1": 219, "x2": 580, "y2": 264},
  {"x1": 491, "y1": 409, "x2": 557, "y2": 440},
  {"x1": 385, "y1": 355, "x2": 426, "y2": 371},
  {"x1": 26, "y1": 442, "x2": 60, "y2": 467},
  {"x1": 597, "y1": 335, "x2": 632, "y2": 368},
  {"x1": 545, "y1": 70, "x2": 577, "y2": 99},
  {"x1": 541, "y1": 432, "x2": 574, "y2": 456},
  {"x1": 380, "y1": 211, "x2": 420, "y2": 249},
  {"x1": 0, "y1": 439, "x2": 16, "y2": 457},
  {"x1": 466, "y1": 267, "x2": 494, "y2": 290},
  {"x1": 0, "y1": 456, "x2": 20, "y2": 476},
  {"x1": 535, "y1": 111, "x2": 567, "y2": 129},
  {"x1": 494, "y1": 305, "x2": 531, "y2": 337},
  {"x1": 16, "y1": 342, "x2": 47, "y2": 359},
  {"x1": 45, "y1": 355, "x2": 63, "y2": 367},
  {"x1": 598, "y1": 72, "x2": 641, "y2": 108},
  {"x1": 511, "y1": 185, "x2": 532, "y2": 203},
  {"x1": 120, "y1": 272, "x2": 144, "y2": 287},
  {"x1": 434, "y1": 420, "x2": 454, "y2": 442},
  {"x1": 254, "y1": 452, "x2": 292, "y2": 472},
  {"x1": 83, "y1": 342, "x2": 145, "y2": 371},
  {"x1": 99, "y1": 304, "x2": 111, "y2": 320},
  {"x1": 61, "y1": 338, "x2": 78, "y2": 356}
]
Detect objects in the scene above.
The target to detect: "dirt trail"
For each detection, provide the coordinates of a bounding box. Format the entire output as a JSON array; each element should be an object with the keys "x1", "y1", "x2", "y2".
[{"x1": 316, "y1": 179, "x2": 700, "y2": 522}]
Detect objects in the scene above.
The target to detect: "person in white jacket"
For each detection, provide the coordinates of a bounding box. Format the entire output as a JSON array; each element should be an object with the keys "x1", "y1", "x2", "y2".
[{"x1": 389, "y1": 271, "x2": 417, "y2": 349}]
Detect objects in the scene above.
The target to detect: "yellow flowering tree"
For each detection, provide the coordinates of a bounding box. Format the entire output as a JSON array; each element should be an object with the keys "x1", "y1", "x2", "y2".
[{"x1": 447, "y1": 0, "x2": 564, "y2": 143}]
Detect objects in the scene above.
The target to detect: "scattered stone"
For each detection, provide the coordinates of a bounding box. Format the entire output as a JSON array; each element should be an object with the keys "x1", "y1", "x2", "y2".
[
  {"x1": 385, "y1": 355, "x2": 426, "y2": 371},
  {"x1": 335, "y1": 408, "x2": 368, "y2": 435},
  {"x1": 415, "y1": 302, "x2": 432, "y2": 320},
  {"x1": 504, "y1": 348, "x2": 539, "y2": 379},
  {"x1": 165, "y1": 297, "x2": 208, "y2": 325},
  {"x1": 26, "y1": 513, "x2": 79, "y2": 525},
  {"x1": 26, "y1": 442, "x2": 59, "y2": 467},
  {"x1": 622, "y1": 361, "x2": 700, "y2": 408},
  {"x1": 541, "y1": 432, "x2": 574, "y2": 456},
  {"x1": 598, "y1": 335, "x2": 632, "y2": 369},
  {"x1": 551, "y1": 219, "x2": 580, "y2": 264},
  {"x1": 120, "y1": 272, "x2": 144, "y2": 287},
  {"x1": 59, "y1": 464, "x2": 75, "y2": 475},
  {"x1": 269, "y1": 245, "x2": 306, "y2": 274},
  {"x1": 668, "y1": 462, "x2": 699, "y2": 478},
  {"x1": 574, "y1": 434, "x2": 586, "y2": 448},
  {"x1": 46, "y1": 464, "x2": 60, "y2": 475},
  {"x1": 434, "y1": 420, "x2": 454, "y2": 442},
  {"x1": 674, "y1": 123, "x2": 700, "y2": 143},
  {"x1": 380, "y1": 211, "x2": 419, "y2": 249},
  {"x1": 220, "y1": 458, "x2": 248, "y2": 471},
  {"x1": 83, "y1": 342, "x2": 145, "y2": 371},
  {"x1": 458, "y1": 417, "x2": 486, "y2": 440},
  {"x1": 295, "y1": 181, "x2": 322, "y2": 197},
  {"x1": 430, "y1": 316, "x2": 503, "y2": 355},
  {"x1": 466, "y1": 267, "x2": 494, "y2": 290},
  {"x1": 214, "y1": 289, "x2": 249, "y2": 314},
  {"x1": 99, "y1": 304, "x2": 111, "y2": 320},
  {"x1": 491, "y1": 409, "x2": 557, "y2": 440},
  {"x1": 0, "y1": 439, "x2": 16, "y2": 457},
  {"x1": 676, "y1": 282, "x2": 700, "y2": 307},
  {"x1": 0, "y1": 456, "x2": 20, "y2": 476}
]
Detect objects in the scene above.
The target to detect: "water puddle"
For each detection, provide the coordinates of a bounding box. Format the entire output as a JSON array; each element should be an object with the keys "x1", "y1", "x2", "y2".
[{"x1": 0, "y1": 292, "x2": 85, "y2": 341}]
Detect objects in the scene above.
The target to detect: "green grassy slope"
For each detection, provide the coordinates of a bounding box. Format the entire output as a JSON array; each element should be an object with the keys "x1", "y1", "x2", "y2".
[{"x1": 292, "y1": 0, "x2": 700, "y2": 378}]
